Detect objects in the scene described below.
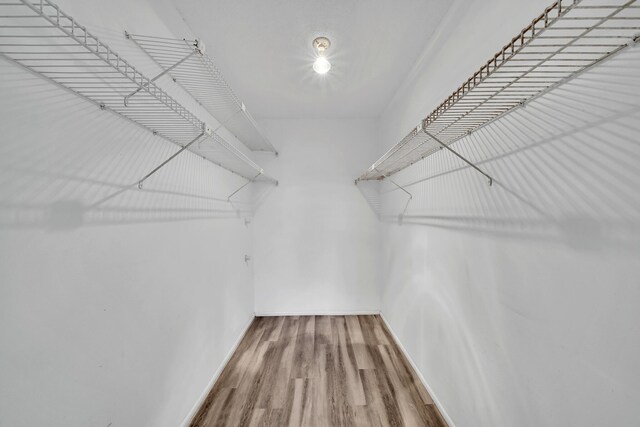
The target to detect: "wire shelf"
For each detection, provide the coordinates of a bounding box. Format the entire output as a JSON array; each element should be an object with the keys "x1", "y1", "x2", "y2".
[
  {"x1": 0, "y1": 0, "x2": 277, "y2": 186},
  {"x1": 191, "y1": 132, "x2": 273, "y2": 184},
  {"x1": 357, "y1": 0, "x2": 640, "y2": 182},
  {"x1": 126, "y1": 33, "x2": 277, "y2": 153}
]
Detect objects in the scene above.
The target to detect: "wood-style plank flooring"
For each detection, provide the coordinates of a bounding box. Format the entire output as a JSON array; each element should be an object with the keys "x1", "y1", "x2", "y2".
[{"x1": 191, "y1": 315, "x2": 446, "y2": 427}]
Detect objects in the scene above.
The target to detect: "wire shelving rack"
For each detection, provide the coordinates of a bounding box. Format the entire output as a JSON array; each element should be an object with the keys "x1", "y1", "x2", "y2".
[
  {"x1": 126, "y1": 33, "x2": 277, "y2": 154},
  {"x1": 357, "y1": 0, "x2": 640, "y2": 183},
  {"x1": 0, "y1": 0, "x2": 277, "y2": 189}
]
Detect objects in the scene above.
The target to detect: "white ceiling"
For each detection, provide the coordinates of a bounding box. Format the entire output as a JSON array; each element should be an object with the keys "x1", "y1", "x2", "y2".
[{"x1": 168, "y1": 0, "x2": 453, "y2": 119}]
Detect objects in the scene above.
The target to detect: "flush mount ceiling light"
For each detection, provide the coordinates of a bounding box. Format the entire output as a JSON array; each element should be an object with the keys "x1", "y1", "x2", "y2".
[{"x1": 312, "y1": 36, "x2": 331, "y2": 75}]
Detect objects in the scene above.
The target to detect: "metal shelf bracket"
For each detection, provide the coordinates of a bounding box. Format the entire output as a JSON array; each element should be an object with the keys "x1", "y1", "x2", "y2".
[
  {"x1": 124, "y1": 33, "x2": 204, "y2": 106},
  {"x1": 423, "y1": 127, "x2": 494, "y2": 186},
  {"x1": 138, "y1": 130, "x2": 206, "y2": 189},
  {"x1": 386, "y1": 175, "x2": 413, "y2": 219},
  {"x1": 227, "y1": 171, "x2": 263, "y2": 201}
]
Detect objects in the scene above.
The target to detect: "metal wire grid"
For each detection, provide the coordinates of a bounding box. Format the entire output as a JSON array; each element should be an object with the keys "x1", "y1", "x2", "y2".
[
  {"x1": 127, "y1": 33, "x2": 277, "y2": 153},
  {"x1": 0, "y1": 0, "x2": 276, "y2": 185},
  {"x1": 357, "y1": 0, "x2": 640, "y2": 182},
  {"x1": 190, "y1": 132, "x2": 274, "y2": 184}
]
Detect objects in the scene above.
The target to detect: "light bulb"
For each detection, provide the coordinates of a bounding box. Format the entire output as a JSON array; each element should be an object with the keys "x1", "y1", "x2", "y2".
[{"x1": 313, "y1": 56, "x2": 331, "y2": 74}]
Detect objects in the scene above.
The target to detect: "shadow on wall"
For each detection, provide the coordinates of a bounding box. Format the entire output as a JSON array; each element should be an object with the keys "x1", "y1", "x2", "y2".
[
  {"x1": 359, "y1": 49, "x2": 640, "y2": 252},
  {"x1": 0, "y1": 59, "x2": 268, "y2": 230}
]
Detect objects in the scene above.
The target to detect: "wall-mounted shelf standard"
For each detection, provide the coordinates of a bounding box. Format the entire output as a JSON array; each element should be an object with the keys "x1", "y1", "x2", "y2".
[
  {"x1": 357, "y1": 0, "x2": 640, "y2": 183},
  {"x1": 0, "y1": 0, "x2": 277, "y2": 188},
  {"x1": 126, "y1": 33, "x2": 277, "y2": 154}
]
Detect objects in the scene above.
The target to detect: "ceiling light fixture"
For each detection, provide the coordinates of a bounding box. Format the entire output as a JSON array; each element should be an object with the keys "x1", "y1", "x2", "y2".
[{"x1": 312, "y1": 36, "x2": 331, "y2": 75}]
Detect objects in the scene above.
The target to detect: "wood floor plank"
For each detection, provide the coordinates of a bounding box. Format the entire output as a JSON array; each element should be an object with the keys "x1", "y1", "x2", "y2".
[
  {"x1": 269, "y1": 316, "x2": 300, "y2": 409},
  {"x1": 377, "y1": 344, "x2": 431, "y2": 425},
  {"x1": 354, "y1": 405, "x2": 385, "y2": 427},
  {"x1": 347, "y1": 316, "x2": 375, "y2": 369},
  {"x1": 228, "y1": 340, "x2": 283, "y2": 426},
  {"x1": 258, "y1": 409, "x2": 283, "y2": 426},
  {"x1": 213, "y1": 318, "x2": 268, "y2": 390},
  {"x1": 192, "y1": 387, "x2": 235, "y2": 427},
  {"x1": 262, "y1": 316, "x2": 285, "y2": 342},
  {"x1": 358, "y1": 315, "x2": 381, "y2": 345},
  {"x1": 334, "y1": 316, "x2": 366, "y2": 406},
  {"x1": 248, "y1": 408, "x2": 265, "y2": 427},
  {"x1": 345, "y1": 315, "x2": 365, "y2": 344},
  {"x1": 382, "y1": 342, "x2": 434, "y2": 406},
  {"x1": 291, "y1": 316, "x2": 315, "y2": 379},
  {"x1": 310, "y1": 343, "x2": 330, "y2": 424},
  {"x1": 254, "y1": 340, "x2": 288, "y2": 410},
  {"x1": 191, "y1": 315, "x2": 446, "y2": 427},
  {"x1": 371, "y1": 315, "x2": 392, "y2": 346},
  {"x1": 359, "y1": 369, "x2": 391, "y2": 426},
  {"x1": 282, "y1": 377, "x2": 313, "y2": 427},
  {"x1": 314, "y1": 315, "x2": 332, "y2": 347}
]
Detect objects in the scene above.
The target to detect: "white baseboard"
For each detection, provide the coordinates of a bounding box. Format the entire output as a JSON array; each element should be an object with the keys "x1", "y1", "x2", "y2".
[
  {"x1": 179, "y1": 314, "x2": 255, "y2": 427},
  {"x1": 255, "y1": 309, "x2": 381, "y2": 317},
  {"x1": 379, "y1": 312, "x2": 455, "y2": 427}
]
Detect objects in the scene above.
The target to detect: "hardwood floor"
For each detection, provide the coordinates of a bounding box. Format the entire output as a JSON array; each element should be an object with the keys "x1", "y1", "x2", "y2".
[{"x1": 190, "y1": 315, "x2": 446, "y2": 427}]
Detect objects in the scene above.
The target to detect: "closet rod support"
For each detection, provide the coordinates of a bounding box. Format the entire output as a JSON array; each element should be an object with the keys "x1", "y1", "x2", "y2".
[
  {"x1": 138, "y1": 130, "x2": 206, "y2": 189},
  {"x1": 423, "y1": 128, "x2": 494, "y2": 186}
]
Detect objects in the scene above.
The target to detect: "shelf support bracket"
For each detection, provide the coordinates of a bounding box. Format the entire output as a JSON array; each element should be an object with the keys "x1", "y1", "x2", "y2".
[
  {"x1": 385, "y1": 175, "x2": 412, "y2": 219},
  {"x1": 227, "y1": 172, "x2": 263, "y2": 201},
  {"x1": 138, "y1": 129, "x2": 207, "y2": 189},
  {"x1": 124, "y1": 34, "x2": 203, "y2": 106},
  {"x1": 138, "y1": 106, "x2": 247, "y2": 188},
  {"x1": 423, "y1": 129, "x2": 494, "y2": 186},
  {"x1": 124, "y1": 51, "x2": 196, "y2": 105}
]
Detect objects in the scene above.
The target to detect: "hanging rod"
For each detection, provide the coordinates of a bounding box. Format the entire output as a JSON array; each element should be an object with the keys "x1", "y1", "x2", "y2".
[
  {"x1": 0, "y1": 0, "x2": 277, "y2": 187},
  {"x1": 357, "y1": 0, "x2": 640, "y2": 183},
  {"x1": 126, "y1": 32, "x2": 278, "y2": 154}
]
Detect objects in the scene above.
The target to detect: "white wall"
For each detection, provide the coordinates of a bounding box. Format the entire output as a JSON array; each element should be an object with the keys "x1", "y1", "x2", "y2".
[
  {"x1": 377, "y1": 0, "x2": 640, "y2": 426},
  {"x1": 252, "y1": 119, "x2": 380, "y2": 315},
  {"x1": 0, "y1": 1, "x2": 257, "y2": 426}
]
